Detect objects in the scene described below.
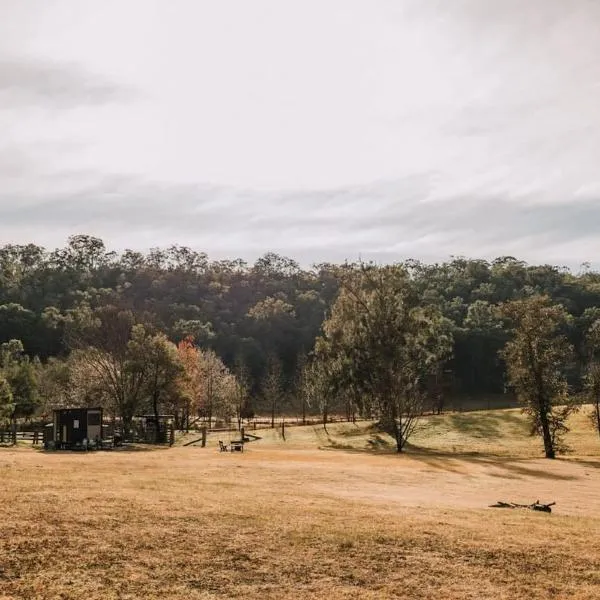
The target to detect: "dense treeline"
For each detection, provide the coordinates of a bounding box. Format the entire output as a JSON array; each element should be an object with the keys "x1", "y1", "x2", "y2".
[{"x1": 2, "y1": 235, "x2": 600, "y2": 442}]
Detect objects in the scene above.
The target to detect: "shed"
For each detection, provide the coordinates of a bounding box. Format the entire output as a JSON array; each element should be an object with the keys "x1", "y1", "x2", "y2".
[{"x1": 51, "y1": 407, "x2": 103, "y2": 449}]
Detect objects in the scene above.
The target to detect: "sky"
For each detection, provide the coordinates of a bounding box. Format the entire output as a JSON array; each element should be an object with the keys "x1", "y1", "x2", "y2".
[{"x1": 1, "y1": 0, "x2": 600, "y2": 267}]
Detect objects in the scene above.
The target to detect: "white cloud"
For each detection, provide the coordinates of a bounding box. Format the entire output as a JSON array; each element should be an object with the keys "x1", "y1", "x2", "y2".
[{"x1": 1, "y1": 0, "x2": 600, "y2": 267}]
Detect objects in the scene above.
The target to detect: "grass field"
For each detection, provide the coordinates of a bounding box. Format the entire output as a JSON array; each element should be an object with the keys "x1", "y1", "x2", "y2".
[{"x1": 1, "y1": 408, "x2": 599, "y2": 599}]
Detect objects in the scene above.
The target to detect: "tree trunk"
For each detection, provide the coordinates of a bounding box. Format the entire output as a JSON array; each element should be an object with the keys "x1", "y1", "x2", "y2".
[
  {"x1": 539, "y1": 407, "x2": 555, "y2": 459},
  {"x1": 153, "y1": 392, "x2": 160, "y2": 444},
  {"x1": 393, "y1": 419, "x2": 403, "y2": 453},
  {"x1": 595, "y1": 400, "x2": 600, "y2": 438},
  {"x1": 528, "y1": 337, "x2": 555, "y2": 459},
  {"x1": 271, "y1": 399, "x2": 276, "y2": 429},
  {"x1": 384, "y1": 393, "x2": 403, "y2": 453},
  {"x1": 123, "y1": 414, "x2": 132, "y2": 441}
]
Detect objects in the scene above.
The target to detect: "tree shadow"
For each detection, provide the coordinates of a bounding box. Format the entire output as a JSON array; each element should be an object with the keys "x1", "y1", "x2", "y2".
[
  {"x1": 447, "y1": 411, "x2": 528, "y2": 439},
  {"x1": 336, "y1": 424, "x2": 374, "y2": 438},
  {"x1": 562, "y1": 457, "x2": 600, "y2": 470},
  {"x1": 322, "y1": 439, "x2": 581, "y2": 481},
  {"x1": 404, "y1": 446, "x2": 579, "y2": 480}
]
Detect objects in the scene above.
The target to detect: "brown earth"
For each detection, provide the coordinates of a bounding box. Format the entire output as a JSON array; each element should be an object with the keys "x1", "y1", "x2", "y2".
[{"x1": 1, "y1": 422, "x2": 599, "y2": 600}]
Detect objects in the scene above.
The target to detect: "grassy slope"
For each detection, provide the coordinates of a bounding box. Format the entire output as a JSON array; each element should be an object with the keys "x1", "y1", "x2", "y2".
[{"x1": 195, "y1": 406, "x2": 599, "y2": 458}]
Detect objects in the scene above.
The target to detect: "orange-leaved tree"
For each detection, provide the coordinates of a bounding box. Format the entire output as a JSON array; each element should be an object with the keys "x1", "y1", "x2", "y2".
[{"x1": 177, "y1": 336, "x2": 203, "y2": 431}]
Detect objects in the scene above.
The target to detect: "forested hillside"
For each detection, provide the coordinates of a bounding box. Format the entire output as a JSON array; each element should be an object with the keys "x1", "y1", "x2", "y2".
[{"x1": 2, "y1": 235, "x2": 600, "y2": 421}]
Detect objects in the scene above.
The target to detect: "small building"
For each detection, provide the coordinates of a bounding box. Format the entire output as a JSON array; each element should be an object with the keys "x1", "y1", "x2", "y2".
[{"x1": 49, "y1": 407, "x2": 103, "y2": 449}]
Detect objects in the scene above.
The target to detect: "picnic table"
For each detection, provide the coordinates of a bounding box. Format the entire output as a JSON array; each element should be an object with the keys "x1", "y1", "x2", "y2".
[
  {"x1": 229, "y1": 440, "x2": 244, "y2": 452},
  {"x1": 218, "y1": 439, "x2": 245, "y2": 453}
]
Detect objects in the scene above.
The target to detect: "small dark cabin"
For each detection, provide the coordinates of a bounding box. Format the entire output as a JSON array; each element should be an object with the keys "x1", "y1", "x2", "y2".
[{"x1": 50, "y1": 407, "x2": 103, "y2": 449}]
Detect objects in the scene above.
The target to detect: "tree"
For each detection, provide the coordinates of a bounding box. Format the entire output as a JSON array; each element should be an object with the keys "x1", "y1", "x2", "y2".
[
  {"x1": 36, "y1": 356, "x2": 82, "y2": 415},
  {"x1": 302, "y1": 351, "x2": 343, "y2": 430},
  {"x1": 316, "y1": 264, "x2": 453, "y2": 452},
  {"x1": 0, "y1": 340, "x2": 39, "y2": 421},
  {"x1": 197, "y1": 350, "x2": 236, "y2": 428},
  {"x1": 65, "y1": 306, "x2": 147, "y2": 437},
  {"x1": 262, "y1": 354, "x2": 284, "y2": 428},
  {"x1": 128, "y1": 327, "x2": 184, "y2": 443},
  {"x1": 0, "y1": 375, "x2": 14, "y2": 429},
  {"x1": 583, "y1": 319, "x2": 600, "y2": 439},
  {"x1": 176, "y1": 337, "x2": 202, "y2": 430},
  {"x1": 233, "y1": 354, "x2": 251, "y2": 430},
  {"x1": 500, "y1": 295, "x2": 578, "y2": 458},
  {"x1": 294, "y1": 352, "x2": 309, "y2": 424}
]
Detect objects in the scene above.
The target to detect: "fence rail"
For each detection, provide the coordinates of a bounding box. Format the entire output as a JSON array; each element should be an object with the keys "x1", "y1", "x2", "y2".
[{"x1": 0, "y1": 430, "x2": 43, "y2": 445}]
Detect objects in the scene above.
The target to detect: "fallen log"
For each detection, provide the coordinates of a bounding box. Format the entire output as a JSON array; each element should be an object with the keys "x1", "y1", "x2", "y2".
[{"x1": 489, "y1": 500, "x2": 555, "y2": 513}]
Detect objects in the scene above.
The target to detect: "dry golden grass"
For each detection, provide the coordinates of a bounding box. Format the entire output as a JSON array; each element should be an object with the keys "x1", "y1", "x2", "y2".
[
  {"x1": 229, "y1": 406, "x2": 599, "y2": 457},
  {"x1": 1, "y1": 409, "x2": 600, "y2": 599}
]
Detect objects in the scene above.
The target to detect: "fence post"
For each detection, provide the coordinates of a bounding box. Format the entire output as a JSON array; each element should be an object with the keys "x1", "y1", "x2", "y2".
[
  {"x1": 201, "y1": 426, "x2": 207, "y2": 448},
  {"x1": 281, "y1": 420, "x2": 285, "y2": 441}
]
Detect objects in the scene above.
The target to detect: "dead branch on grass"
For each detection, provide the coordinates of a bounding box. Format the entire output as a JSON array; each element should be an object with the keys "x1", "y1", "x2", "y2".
[{"x1": 489, "y1": 500, "x2": 556, "y2": 513}]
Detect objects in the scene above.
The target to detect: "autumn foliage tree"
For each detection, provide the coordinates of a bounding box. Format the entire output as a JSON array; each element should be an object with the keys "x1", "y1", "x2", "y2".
[{"x1": 176, "y1": 337, "x2": 203, "y2": 430}]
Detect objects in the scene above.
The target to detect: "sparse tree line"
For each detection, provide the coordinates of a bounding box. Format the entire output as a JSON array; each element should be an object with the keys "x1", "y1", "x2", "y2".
[{"x1": 1, "y1": 236, "x2": 600, "y2": 456}]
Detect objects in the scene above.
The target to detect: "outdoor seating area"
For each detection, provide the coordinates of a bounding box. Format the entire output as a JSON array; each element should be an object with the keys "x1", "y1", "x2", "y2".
[{"x1": 219, "y1": 439, "x2": 244, "y2": 453}]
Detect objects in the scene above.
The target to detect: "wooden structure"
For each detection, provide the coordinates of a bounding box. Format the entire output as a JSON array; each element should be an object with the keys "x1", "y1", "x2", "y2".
[
  {"x1": 219, "y1": 439, "x2": 244, "y2": 453},
  {"x1": 133, "y1": 415, "x2": 174, "y2": 444},
  {"x1": 230, "y1": 440, "x2": 244, "y2": 452},
  {"x1": 48, "y1": 407, "x2": 103, "y2": 450}
]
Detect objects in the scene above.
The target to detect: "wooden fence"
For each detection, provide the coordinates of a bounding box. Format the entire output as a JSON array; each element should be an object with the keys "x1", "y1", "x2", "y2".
[{"x1": 0, "y1": 430, "x2": 43, "y2": 445}]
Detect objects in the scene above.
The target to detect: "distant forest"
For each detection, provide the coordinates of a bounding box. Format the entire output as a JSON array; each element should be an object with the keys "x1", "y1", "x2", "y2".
[{"x1": 2, "y1": 235, "x2": 600, "y2": 417}]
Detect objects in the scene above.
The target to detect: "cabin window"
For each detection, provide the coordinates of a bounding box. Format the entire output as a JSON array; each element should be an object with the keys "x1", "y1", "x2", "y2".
[{"x1": 87, "y1": 412, "x2": 101, "y2": 426}]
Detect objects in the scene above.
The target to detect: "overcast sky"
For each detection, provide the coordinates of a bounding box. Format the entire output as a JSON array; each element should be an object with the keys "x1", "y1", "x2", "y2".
[{"x1": 1, "y1": 0, "x2": 600, "y2": 267}]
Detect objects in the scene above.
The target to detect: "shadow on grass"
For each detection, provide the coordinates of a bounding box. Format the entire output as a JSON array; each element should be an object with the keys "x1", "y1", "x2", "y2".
[
  {"x1": 400, "y1": 445, "x2": 580, "y2": 480},
  {"x1": 335, "y1": 423, "x2": 376, "y2": 438},
  {"x1": 322, "y1": 435, "x2": 580, "y2": 481},
  {"x1": 447, "y1": 411, "x2": 528, "y2": 439},
  {"x1": 563, "y1": 457, "x2": 600, "y2": 470}
]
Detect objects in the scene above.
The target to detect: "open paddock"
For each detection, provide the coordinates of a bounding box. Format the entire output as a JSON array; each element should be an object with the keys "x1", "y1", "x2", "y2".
[{"x1": 1, "y1": 409, "x2": 599, "y2": 599}]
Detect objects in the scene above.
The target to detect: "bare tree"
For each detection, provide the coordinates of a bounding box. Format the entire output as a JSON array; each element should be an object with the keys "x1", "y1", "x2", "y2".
[
  {"x1": 233, "y1": 355, "x2": 250, "y2": 431},
  {"x1": 262, "y1": 354, "x2": 283, "y2": 428},
  {"x1": 65, "y1": 305, "x2": 147, "y2": 438}
]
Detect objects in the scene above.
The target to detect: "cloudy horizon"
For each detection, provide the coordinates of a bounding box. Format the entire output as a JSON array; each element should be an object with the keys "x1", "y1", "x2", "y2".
[{"x1": 2, "y1": 0, "x2": 600, "y2": 268}]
